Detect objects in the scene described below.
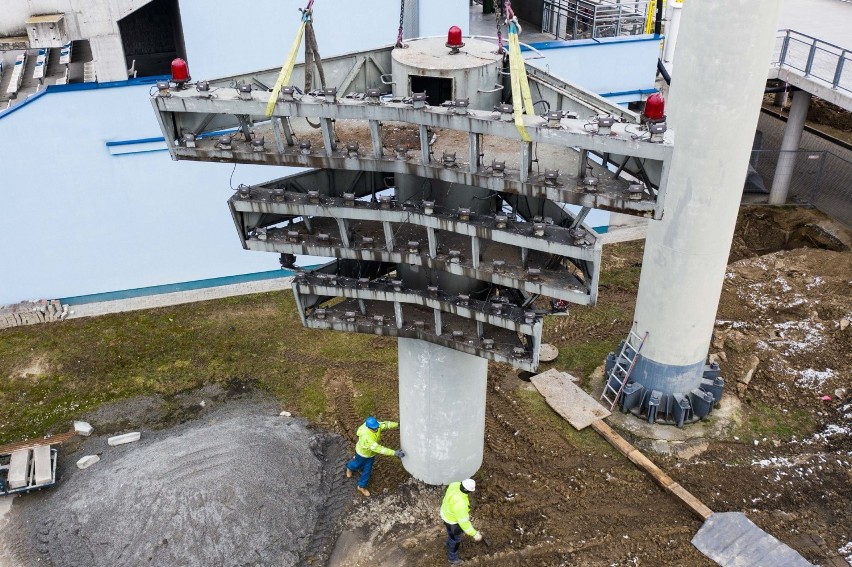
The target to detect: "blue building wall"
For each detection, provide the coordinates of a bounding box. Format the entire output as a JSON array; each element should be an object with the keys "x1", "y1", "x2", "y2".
[
  {"x1": 527, "y1": 35, "x2": 661, "y2": 106},
  {"x1": 0, "y1": 81, "x2": 292, "y2": 304}
]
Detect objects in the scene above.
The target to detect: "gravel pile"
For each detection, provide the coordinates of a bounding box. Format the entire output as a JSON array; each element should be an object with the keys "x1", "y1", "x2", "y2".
[{"x1": 1, "y1": 400, "x2": 350, "y2": 567}]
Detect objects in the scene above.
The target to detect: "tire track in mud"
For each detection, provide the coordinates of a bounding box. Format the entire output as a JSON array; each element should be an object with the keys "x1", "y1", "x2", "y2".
[
  {"x1": 475, "y1": 379, "x2": 703, "y2": 565},
  {"x1": 480, "y1": 382, "x2": 584, "y2": 554},
  {"x1": 302, "y1": 433, "x2": 353, "y2": 566},
  {"x1": 324, "y1": 368, "x2": 408, "y2": 498},
  {"x1": 326, "y1": 369, "x2": 361, "y2": 442}
]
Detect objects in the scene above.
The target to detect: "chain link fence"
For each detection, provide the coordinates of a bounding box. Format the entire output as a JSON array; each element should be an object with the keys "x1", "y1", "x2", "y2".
[
  {"x1": 749, "y1": 112, "x2": 852, "y2": 229},
  {"x1": 748, "y1": 149, "x2": 852, "y2": 228}
]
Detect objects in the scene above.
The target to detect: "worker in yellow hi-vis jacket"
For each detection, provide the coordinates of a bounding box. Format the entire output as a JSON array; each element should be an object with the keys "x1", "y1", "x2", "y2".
[
  {"x1": 440, "y1": 479, "x2": 482, "y2": 564},
  {"x1": 345, "y1": 416, "x2": 405, "y2": 497}
]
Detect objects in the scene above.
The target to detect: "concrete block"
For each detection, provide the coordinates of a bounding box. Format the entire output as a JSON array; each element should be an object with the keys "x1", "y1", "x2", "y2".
[
  {"x1": 8, "y1": 449, "x2": 30, "y2": 489},
  {"x1": 76, "y1": 455, "x2": 100, "y2": 469},
  {"x1": 74, "y1": 421, "x2": 94, "y2": 436},
  {"x1": 107, "y1": 432, "x2": 141, "y2": 446},
  {"x1": 33, "y1": 444, "x2": 52, "y2": 485}
]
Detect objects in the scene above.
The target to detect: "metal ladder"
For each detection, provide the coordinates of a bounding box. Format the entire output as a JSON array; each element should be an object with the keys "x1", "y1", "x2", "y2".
[{"x1": 600, "y1": 330, "x2": 649, "y2": 411}]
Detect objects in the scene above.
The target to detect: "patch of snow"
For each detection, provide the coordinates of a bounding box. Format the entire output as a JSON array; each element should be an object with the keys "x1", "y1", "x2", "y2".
[
  {"x1": 752, "y1": 456, "x2": 796, "y2": 468},
  {"x1": 806, "y1": 276, "x2": 824, "y2": 290},
  {"x1": 774, "y1": 276, "x2": 792, "y2": 292},
  {"x1": 795, "y1": 368, "x2": 835, "y2": 391},
  {"x1": 773, "y1": 320, "x2": 826, "y2": 356}
]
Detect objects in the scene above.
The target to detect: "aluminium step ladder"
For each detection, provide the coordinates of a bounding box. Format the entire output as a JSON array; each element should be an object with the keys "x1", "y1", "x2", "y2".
[{"x1": 600, "y1": 330, "x2": 648, "y2": 411}]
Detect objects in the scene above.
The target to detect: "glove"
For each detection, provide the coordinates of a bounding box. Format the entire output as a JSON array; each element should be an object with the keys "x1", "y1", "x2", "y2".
[
  {"x1": 474, "y1": 532, "x2": 483, "y2": 542},
  {"x1": 395, "y1": 449, "x2": 406, "y2": 458}
]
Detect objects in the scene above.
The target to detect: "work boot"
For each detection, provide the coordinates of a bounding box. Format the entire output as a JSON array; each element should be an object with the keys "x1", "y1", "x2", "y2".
[
  {"x1": 345, "y1": 468, "x2": 352, "y2": 478},
  {"x1": 357, "y1": 486, "x2": 370, "y2": 497}
]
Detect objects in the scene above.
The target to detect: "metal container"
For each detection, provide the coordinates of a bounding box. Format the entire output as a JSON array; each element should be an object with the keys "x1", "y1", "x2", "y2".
[
  {"x1": 647, "y1": 389, "x2": 662, "y2": 424},
  {"x1": 700, "y1": 376, "x2": 725, "y2": 403},
  {"x1": 702, "y1": 362, "x2": 721, "y2": 380},
  {"x1": 605, "y1": 351, "x2": 617, "y2": 375},
  {"x1": 391, "y1": 37, "x2": 503, "y2": 111}
]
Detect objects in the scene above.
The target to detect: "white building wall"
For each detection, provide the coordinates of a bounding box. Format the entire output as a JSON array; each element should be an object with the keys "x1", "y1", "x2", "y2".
[
  {"x1": 0, "y1": 1, "x2": 472, "y2": 304},
  {"x1": 418, "y1": 1, "x2": 470, "y2": 38},
  {"x1": 528, "y1": 36, "x2": 659, "y2": 104},
  {"x1": 0, "y1": 84, "x2": 289, "y2": 304},
  {"x1": 179, "y1": 0, "x2": 466, "y2": 80}
]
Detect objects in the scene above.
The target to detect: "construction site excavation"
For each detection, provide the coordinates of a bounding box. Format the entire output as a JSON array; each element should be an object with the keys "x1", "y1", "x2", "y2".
[{"x1": 1, "y1": 0, "x2": 852, "y2": 566}]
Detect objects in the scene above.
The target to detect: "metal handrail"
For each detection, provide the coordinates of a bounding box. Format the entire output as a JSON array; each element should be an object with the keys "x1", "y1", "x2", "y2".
[{"x1": 774, "y1": 29, "x2": 850, "y2": 91}]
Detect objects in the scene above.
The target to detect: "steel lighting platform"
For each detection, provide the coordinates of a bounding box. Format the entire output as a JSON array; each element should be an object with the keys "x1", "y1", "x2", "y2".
[
  {"x1": 230, "y1": 173, "x2": 600, "y2": 305},
  {"x1": 154, "y1": 86, "x2": 672, "y2": 217},
  {"x1": 152, "y1": 41, "x2": 673, "y2": 370}
]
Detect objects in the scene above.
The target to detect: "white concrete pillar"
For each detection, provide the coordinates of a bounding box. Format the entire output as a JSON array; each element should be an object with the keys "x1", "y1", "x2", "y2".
[
  {"x1": 398, "y1": 338, "x2": 487, "y2": 485},
  {"x1": 769, "y1": 90, "x2": 811, "y2": 205},
  {"x1": 630, "y1": 0, "x2": 783, "y2": 398},
  {"x1": 662, "y1": 1, "x2": 683, "y2": 65},
  {"x1": 773, "y1": 86, "x2": 789, "y2": 108}
]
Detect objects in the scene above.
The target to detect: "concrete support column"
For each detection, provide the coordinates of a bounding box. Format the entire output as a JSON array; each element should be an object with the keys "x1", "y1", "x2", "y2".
[
  {"x1": 398, "y1": 338, "x2": 487, "y2": 485},
  {"x1": 769, "y1": 90, "x2": 811, "y2": 205},
  {"x1": 630, "y1": 0, "x2": 783, "y2": 399},
  {"x1": 662, "y1": 1, "x2": 683, "y2": 65},
  {"x1": 773, "y1": 85, "x2": 789, "y2": 108}
]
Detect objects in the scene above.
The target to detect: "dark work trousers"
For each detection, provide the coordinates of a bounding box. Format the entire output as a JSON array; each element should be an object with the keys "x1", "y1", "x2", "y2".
[
  {"x1": 346, "y1": 454, "x2": 375, "y2": 488},
  {"x1": 444, "y1": 521, "x2": 464, "y2": 561}
]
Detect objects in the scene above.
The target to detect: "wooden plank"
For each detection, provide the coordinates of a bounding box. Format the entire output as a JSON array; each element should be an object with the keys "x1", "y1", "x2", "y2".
[
  {"x1": 669, "y1": 483, "x2": 713, "y2": 521},
  {"x1": 590, "y1": 419, "x2": 712, "y2": 521},
  {"x1": 0, "y1": 429, "x2": 77, "y2": 455}
]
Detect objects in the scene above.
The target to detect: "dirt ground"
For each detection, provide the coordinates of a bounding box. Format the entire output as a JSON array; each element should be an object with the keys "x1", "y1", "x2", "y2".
[
  {"x1": 763, "y1": 94, "x2": 852, "y2": 147},
  {"x1": 1, "y1": 207, "x2": 850, "y2": 567},
  {"x1": 325, "y1": 206, "x2": 852, "y2": 567}
]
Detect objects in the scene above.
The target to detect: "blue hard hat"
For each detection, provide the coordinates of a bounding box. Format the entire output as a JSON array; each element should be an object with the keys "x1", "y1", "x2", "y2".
[{"x1": 365, "y1": 416, "x2": 379, "y2": 430}]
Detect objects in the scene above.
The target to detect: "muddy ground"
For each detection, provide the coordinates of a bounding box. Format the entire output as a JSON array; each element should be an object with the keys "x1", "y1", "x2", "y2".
[
  {"x1": 330, "y1": 207, "x2": 852, "y2": 567},
  {"x1": 1, "y1": 207, "x2": 850, "y2": 567}
]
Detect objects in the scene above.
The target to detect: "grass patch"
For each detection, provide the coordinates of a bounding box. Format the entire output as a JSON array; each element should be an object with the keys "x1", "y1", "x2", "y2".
[
  {"x1": 599, "y1": 264, "x2": 642, "y2": 291},
  {"x1": 0, "y1": 291, "x2": 397, "y2": 445},
  {"x1": 298, "y1": 371, "x2": 329, "y2": 422},
  {"x1": 353, "y1": 376, "x2": 399, "y2": 419},
  {"x1": 742, "y1": 400, "x2": 816, "y2": 441},
  {"x1": 545, "y1": 340, "x2": 618, "y2": 387}
]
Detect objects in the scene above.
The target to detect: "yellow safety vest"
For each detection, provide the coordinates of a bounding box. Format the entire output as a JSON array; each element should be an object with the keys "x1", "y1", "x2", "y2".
[
  {"x1": 355, "y1": 421, "x2": 398, "y2": 458},
  {"x1": 440, "y1": 482, "x2": 478, "y2": 537}
]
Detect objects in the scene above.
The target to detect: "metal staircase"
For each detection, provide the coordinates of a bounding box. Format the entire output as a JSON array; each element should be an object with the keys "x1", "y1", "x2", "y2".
[{"x1": 600, "y1": 329, "x2": 648, "y2": 411}]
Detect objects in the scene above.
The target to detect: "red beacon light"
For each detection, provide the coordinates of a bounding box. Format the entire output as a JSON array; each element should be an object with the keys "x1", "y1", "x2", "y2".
[
  {"x1": 170, "y1": 58, "x2": 190, "y2": 88},
  {"x1": 643, "y1": 92, "x2": 665, "y2": 123},
  {"x1": 446, "y1": 26, "x2": 465, "y2": 54}
]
